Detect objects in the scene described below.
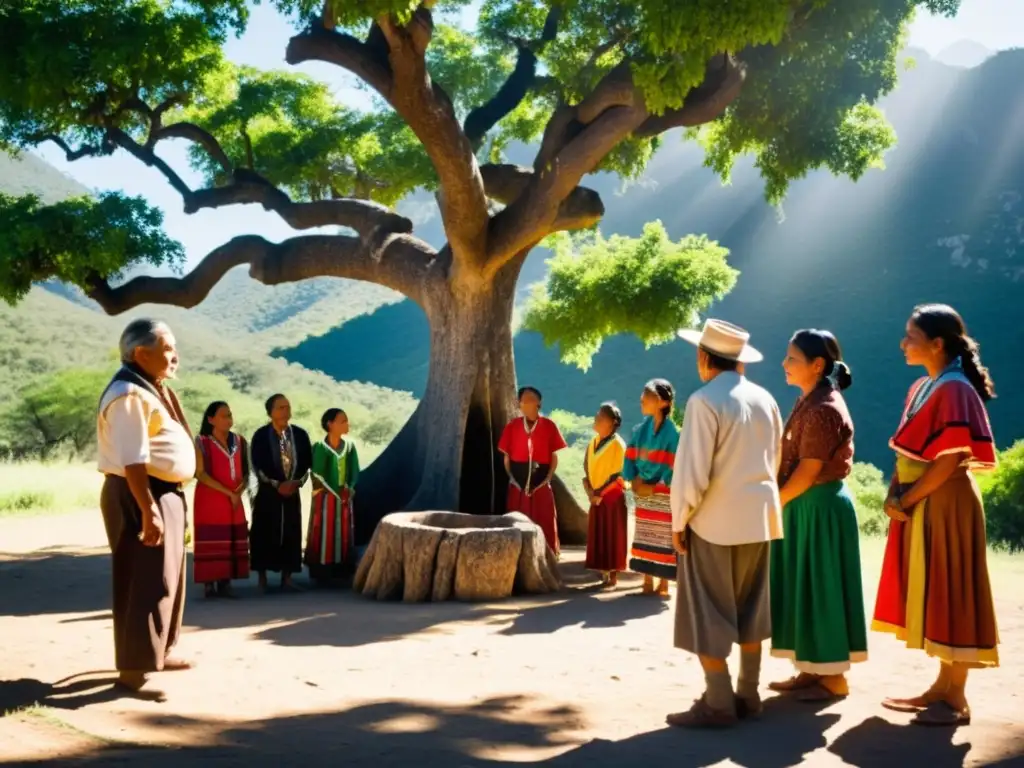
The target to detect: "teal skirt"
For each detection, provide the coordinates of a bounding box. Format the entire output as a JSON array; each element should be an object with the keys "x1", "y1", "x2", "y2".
[{"x1": 770, "y1": 481, "x2": 868, "y2": 674}]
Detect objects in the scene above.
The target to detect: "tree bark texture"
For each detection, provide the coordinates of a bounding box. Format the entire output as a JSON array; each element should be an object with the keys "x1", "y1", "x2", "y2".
[
  {"x1": 352, "y1": 258, "x2": 588, "y2": 547},
  {"x1": 353, "y1": 511, "x2": 561, "y2": 602}
]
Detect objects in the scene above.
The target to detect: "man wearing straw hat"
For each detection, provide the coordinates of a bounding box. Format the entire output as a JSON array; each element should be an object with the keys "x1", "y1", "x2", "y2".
[{"x1": 667, "y1": 319, "x2": 784, "y2": 728}]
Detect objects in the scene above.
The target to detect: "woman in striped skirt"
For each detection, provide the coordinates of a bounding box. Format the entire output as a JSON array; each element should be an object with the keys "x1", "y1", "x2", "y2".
[
  {"x1": 624, "y1": 379, "x2": 679, "y2": 597},
  {"x1": 305, "y1": 408, "x2": 361, "y2": 585}
]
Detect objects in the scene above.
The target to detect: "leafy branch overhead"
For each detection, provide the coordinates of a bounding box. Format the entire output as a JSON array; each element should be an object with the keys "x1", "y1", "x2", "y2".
[
  {"x1": 0, "y1": 0, "x2": 961, "y2": 312},
  {"x1": 522, "y1": 221, "x2": 738, "y2": 371}
]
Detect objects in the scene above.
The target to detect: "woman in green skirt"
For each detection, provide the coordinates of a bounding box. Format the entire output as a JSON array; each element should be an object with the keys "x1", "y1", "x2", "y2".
[{"x1": 769, "y1": 329, "x2": 867, "y2": 702}]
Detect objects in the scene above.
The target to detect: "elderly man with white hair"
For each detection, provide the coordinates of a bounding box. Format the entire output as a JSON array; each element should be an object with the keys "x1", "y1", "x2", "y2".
[{"x1": 96, "y1": 318, "x2": 196, "y2": 701}]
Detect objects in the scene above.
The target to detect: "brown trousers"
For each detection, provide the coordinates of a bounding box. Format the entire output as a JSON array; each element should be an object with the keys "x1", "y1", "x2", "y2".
[{"x1": 100, "y1": 475, "x2": 186, "y2": 673}]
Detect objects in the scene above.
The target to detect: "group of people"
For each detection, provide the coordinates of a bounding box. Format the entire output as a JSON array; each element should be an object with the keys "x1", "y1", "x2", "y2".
[
  {"x1": 95, "y1": 303, "x2": 1000, "y2": 724},
  {"x1": 499, "y1": 306, "x2": 1000, "y2": 730},
  {"x1": 192, "y1": 394, "x2": 361, "y2": 597}
]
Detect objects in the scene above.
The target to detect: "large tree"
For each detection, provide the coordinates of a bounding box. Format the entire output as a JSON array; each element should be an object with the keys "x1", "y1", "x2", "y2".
[{"x1": 0, "y1": 0, "x2": 959, "y2": 538}]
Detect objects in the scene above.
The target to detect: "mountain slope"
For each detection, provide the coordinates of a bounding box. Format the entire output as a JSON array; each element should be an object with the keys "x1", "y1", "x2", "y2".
[{"x1": 280, "y1": 48, "x2": 1024, "y2": 468}]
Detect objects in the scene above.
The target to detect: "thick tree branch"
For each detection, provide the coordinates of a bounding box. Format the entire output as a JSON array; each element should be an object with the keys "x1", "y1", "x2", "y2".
[
  {"x1": 155, "y1": 122, "x2": 233, "y2": 174},
  {"x1": 286, "y1": 25, "x2": 394, "y2": 98},
  {"x1": 463, "y1": 6, "x2": 561, "y2": 150},
  {"x1": 488, "y1": 51, "x2": 748, "y2": 267},
  {"x1": 634, "y1": 54, "x2": 747, "y2": 137},
  {"x1": 39, "y1": 123, "x2": 411, "y2": 242},
  {"x1": 377, "y1": 9, "x2": 489, "y2": 270},
  {"x1": 85, "y1": 232, "x2": 439, "y2": 315},
  {"x1": 480, "y1": 164, "x2": 604, "y2": 232},
  {"x1": 288, "y1": 13, "x2": 489, "y2": 270},
  {"x1": 188, "y1": 172, "x2": 414, "y2": 237}
]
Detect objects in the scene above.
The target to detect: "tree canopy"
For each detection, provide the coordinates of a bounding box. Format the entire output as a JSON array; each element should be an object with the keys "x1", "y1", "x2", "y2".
[
  {"x1": 0, "y1": 0, "x2": 961, "y2": 318},
  {"x1": 523, "y1": 221, "x2": 737, "y2": 370}
]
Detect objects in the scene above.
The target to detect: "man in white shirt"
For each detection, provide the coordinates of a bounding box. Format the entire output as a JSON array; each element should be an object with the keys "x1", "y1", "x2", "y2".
[
  {"x1": 666, "y1": 319, "x2": 784, "y2": 728},
  {"x1": 97, "y1": 319, "x2": 197, "y2": 701}
]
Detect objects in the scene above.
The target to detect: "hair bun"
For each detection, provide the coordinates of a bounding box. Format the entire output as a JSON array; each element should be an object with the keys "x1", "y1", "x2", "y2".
[{"x1": 833, "y1": 361, "x2": 853, "y2": 391}]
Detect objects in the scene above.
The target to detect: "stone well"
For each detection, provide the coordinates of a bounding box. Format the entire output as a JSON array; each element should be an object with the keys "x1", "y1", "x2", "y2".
[{"x1": 352, "y1": 511, "x2": 562, "y2": 602}]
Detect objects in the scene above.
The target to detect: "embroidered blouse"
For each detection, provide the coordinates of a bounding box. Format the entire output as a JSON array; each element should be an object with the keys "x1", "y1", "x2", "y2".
[
  {"x1": 311, "y1": 438, "x2": 361, "y2": 497},
  {"x1": 778, "y1": 384, "x2": 854, "y2": 488},
  {"x1": 584, "y1": 433, "x2": 627, "y2": 497},
  {"x1": 890, "y1": 365, "x2": 996, "y2": 470}
]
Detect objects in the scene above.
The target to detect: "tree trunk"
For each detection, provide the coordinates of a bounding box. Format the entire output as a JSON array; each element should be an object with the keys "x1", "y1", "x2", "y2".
[{"x1": 353, "y1": 258, "x2": 588, "y2": 547}]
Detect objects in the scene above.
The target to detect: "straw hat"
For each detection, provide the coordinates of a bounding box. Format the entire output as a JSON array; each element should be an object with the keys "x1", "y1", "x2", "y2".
[{"x1": 677, "y1": 318, "x2": 763, "y2": 363}]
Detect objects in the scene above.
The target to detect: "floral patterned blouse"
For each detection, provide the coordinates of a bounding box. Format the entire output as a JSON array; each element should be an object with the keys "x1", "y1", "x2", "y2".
[{"x1": 778, "y1": 384, "x2": 854, "y2": 488}]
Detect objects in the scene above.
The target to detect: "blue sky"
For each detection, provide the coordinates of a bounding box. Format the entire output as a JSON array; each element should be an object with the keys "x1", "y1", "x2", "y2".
[{"x1": 33, "y1": 0, "x2": 1024, "y2": 270}]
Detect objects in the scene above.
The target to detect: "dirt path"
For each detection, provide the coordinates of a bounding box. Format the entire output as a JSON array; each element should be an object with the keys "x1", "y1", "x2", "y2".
[{"x1": 2, "y1": 509, "x2": 1023, "y2": 767}]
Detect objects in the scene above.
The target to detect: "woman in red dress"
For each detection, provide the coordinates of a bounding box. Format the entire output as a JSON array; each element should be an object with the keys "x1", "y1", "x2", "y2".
[
  {"x1": 873, "y1": 304, "x2": 999, "y2": 726},
  {"x1": 498, "y1": 386, "x2": 568, "y2": 555},
  {"x1": 194, "y1": 401, "x2": 251, "y2": 598}
]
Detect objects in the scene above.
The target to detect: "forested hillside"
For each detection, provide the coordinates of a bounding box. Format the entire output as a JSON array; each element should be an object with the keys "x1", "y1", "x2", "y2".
[{"x1": 280, "y1": 47, "x2": 1024, "y2": 468}]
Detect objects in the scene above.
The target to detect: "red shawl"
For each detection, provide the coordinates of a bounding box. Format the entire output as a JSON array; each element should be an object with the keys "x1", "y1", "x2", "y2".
[{"x1": 889, "y1": 375, "x2": 997, "y2": 469}]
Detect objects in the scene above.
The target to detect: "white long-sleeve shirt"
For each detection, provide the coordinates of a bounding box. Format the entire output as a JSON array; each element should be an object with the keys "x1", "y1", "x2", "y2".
[{"x1": 670, "y1": 371, "x2": 784, "y2": 546}]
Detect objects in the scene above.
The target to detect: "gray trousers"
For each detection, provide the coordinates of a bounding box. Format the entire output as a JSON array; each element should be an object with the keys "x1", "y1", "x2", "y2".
[{"x1": 674, "y1": 530, "x2": 771, "y2": 660}]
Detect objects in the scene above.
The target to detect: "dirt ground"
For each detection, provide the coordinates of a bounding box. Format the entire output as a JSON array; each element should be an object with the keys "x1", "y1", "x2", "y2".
[{"x1": 2, "y1": 509, "x2": 1023, "y2": 767}]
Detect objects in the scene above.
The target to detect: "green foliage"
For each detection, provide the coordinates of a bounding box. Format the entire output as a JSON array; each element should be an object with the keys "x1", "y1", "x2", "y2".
[
  {"x1": 670, "y1": 402, "x2": 685, "y2": 428},
  {"x1": 846, "y1": 461, "x2": 889, "y2": 536},
  {"x1": 547, "y1": 408, "x2": 593, "y2": 446},
  {"x1": 0, "y1": 489, "x2": 56, "y2": 516},
  {"x1": 178, "y1": 65, "x2": 432, "y2": 203},
  {"x1": 0, "y1": 0, "x2": 231, "y2": 150},
  {"x1": 697, "y1": 0, "x2": 923, "y2": 204},
  {"x1": 0, "y1": 369, "x2": 109, "y2": 460},
  {"x1": 522, "y1": 220, "x2": 738, "y2": 371},
  {"x1": 358, "y1": 414, "x2": 398, "y2": 445},
  {"x1": 0, "y1": 191, "x2": 184, "y2": 304},
  {"x1": 0, "y1": 0, "x2": 964, "y2": 259},
  {"x1": 977, "y1": 441, "x2": 1024, "y2": 552},
  {"x1": 0, "y1": 287, "x2": 417, "y2": 465}
]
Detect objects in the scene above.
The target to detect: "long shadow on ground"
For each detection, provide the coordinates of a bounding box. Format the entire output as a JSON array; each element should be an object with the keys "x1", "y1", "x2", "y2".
[
  {"x1": 5, "y1": 693, "x2": 1023, "y2": 767},
  {"x1": 0, "y1": 548, "x2": 110, "y2": 617},
  {"x1": 1, "y1": 548, "x2": 667, "y2": 648}
]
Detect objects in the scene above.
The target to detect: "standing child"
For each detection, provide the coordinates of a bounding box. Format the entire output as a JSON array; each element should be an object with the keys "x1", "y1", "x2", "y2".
[
  {"x1": 583, "y1": 402, "x2": 628, "y2": 587},
  {"x1": 305, "y1": 408, "x2": 360, "y2": 585},
  {"x1": 624, "y1": 379, "x2": 680, "y2": 597},
  {"x1": 498, "y1": 386, "x2": 568, "y2": 556}
]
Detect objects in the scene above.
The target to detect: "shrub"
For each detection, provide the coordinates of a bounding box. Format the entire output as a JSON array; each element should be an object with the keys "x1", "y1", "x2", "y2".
[
  {"x1": 978, "y1": 440, "x2": 1024, "y2": 552},
  {"x1": 0, "y1": 490, "x2": 55, "y2": 515},
  {"x1": 359, "y1": 415, "x2": 398, "y2": 446},
  {"x1": 847, "y1": 462, "x2": 889, "y2": 536}
]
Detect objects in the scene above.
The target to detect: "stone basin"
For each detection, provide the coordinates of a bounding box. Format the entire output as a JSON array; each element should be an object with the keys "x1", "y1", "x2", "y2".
[{"x1": 353, "y1": 511, "x2": 562, "y2": 602}]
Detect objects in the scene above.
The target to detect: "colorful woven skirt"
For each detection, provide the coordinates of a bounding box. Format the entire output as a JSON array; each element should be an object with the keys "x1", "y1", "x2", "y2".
[
  {"x1": 304, "y1": 487, "x2": 353, "y2": 581},
  {"x1": 872, "y1": 456, "x2": 999, "y2": 667},
  {"x1": 770, "y1": 481, "x2": 868, "y2": 674},
  {"x1": 192, "y1": 485, "x2": 250, "y2": 584},
  {"x1": 629, "y1": 488, "x2": 676, "y2": 580}
]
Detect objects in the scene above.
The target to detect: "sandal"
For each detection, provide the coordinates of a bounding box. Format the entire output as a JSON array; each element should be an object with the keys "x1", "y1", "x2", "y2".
[
  {"x1": 768, "y1": 673, "x2": 818, "y2": 693},
  {"x1": 912, "y1": 702, "x2": 971, "y2": 727},
  {"x1": 666, "y1": 696, "x2": 737, "y2": 729},
  {"x1": 882, "y1": 692, "x2": 943, "y2": 713},
  {"x1": 161, "y1": 658, "x2": 193, "y2": 672}
]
